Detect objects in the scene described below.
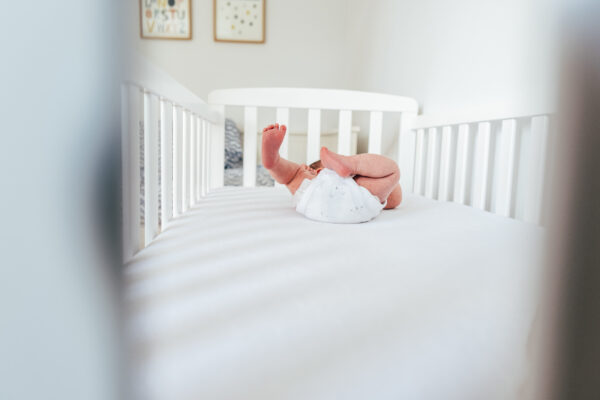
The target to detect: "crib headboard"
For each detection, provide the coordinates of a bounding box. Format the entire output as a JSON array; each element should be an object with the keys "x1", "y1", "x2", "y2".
[{"x1": 207, "y1": 88, "x2": 419, "y2": 187}]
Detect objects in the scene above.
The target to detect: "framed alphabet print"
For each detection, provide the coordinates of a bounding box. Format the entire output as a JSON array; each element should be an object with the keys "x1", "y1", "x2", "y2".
[
  {"x1": 140, "y1": 0, "x2": 192, "y2": 40},
  {"x1": 214, "y1": 0, "x2": 265, "y2": 44}
]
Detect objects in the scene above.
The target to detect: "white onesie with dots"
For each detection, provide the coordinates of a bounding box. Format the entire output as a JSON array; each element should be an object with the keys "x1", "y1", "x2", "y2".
[{"x1": 293, "y1": 168, "x2": 385, "y2": 224}]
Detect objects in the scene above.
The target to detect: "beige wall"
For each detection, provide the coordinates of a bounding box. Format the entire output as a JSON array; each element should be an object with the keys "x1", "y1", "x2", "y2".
[{"x1": 127, "y1": 0, "x2": 351, "y2": 100}]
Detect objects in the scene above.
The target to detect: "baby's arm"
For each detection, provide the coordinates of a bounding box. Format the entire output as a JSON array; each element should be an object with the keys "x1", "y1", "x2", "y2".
[{"x1": 262, "y1": 124, "x2": 301, "y2": 185}]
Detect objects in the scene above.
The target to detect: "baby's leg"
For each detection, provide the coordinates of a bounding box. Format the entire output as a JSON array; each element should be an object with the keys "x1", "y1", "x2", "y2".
[
  {"x1": 321, "y1": 147, "x2": 401, "y2": 206},
  {"x1": 262, "y1": 124, "x2": 301, "y2": 185}
]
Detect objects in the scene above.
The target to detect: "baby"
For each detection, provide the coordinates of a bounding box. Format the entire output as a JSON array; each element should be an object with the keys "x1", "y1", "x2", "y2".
[{"x1": 262, "y1": 123, "x2": 402, "y2": 222}]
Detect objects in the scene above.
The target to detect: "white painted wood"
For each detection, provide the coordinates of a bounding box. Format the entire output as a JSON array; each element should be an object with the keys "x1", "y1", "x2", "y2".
[
  {"x1": 126, "y1": 85, "x2": 143, "y2": 255},
  {"x1": 368, "y1": 111, "x2": 384, "y2": 154},
  {"x1": 210, "y1": 105, "x2": 225, "y2": 189},
  {"x1": 471, "y1": 122, "x2": 492, "y2": 210},
  {"x1": 307, "y1": 109, "x2": 321, "y2": 164},
  {"x1": 492, "y1": 119, "x2": 517, "y2": 217},
  {"x1": 195, "y1": 117, "x2": 202, "y2": 202},
  {"x1": 126, "y1": 56, "x2": 219, "y2": 123},
  {"x1": 454, "y1": 124, "x2": 471, "y2": 204},
  {"x1": 121, "y1": 85, "x2": 132, "y2": 260},
  {"x1": 144, "y1": 92, "x2": 160, "y2": 246},
  {"x1": 412, "y1": 109, "x2": 552, "y2": 130},
  {"x1": 172, "y1": 106, "x2": 183, "y2": 217},
  {"x1": 160, "y1": 99, "x2": 174, "y2": 228},
  {"x1": 276, "y1": 107, "x2": 290, "y2": 159},
  {"x1": 413, "y1": 129, "x2": 427, "y2": 195},
  {"x1": 201, "y1": 120, "x2": 208, "y2": 196},
  {"x1": 438, "y1": 126, "x2": 455, "y2": 202},
  {"x1": 189, "y1": 115, "x2": 197, "y2": 206},
  {"x1": 522, "y1": 116, "x2": 549, "y2": 224},
  {"x1": 425, "y1": 128, "x2": 440, "y2": 199},
  {"x1": 398, "y1": 112, "x2": 417, "y2": 193},
  {"x1": 181, "y1": 110, "x2": 190, "y2": 213},
  {"x1": 337, "y1": 110, "x2": 353, "y2": 156},
  {"x1": 208, "y1": 88, "x2": 419, "y2": 113},
  {"x1": 243, "y1": 106, "x2": 258, "y2": 187}
]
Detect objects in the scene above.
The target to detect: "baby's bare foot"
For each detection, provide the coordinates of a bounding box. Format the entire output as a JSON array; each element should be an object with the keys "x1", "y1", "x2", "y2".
[
  {"x1": 262, "y1": 123, "x2": 287, "y2": 169},
  {"x1": 320, "y1": 147, "x2": 355, "y2": 177}
]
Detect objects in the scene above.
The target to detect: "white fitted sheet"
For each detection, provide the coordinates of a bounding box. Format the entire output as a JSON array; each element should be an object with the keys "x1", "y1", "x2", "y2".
[{"x1": 127, "y1": 187, "x2": 545, "y2": 400}]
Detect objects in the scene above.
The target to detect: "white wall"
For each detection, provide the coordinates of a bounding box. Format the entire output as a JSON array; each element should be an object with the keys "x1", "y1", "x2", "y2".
[{"x1": 345, "y1": 0, "x2": 560, "y2": 116}]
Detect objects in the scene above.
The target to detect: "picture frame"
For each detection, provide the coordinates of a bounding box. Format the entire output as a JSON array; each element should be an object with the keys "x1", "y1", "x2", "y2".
[
  {"x1": 140, "y1": 0, "x2": 192, "y2": 40},
  {"x1": 214, "y1": 0, "x2": 266, "y2": 44}
]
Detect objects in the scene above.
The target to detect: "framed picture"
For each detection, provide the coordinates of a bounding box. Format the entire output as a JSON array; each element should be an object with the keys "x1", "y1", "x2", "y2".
[
  {"x1": 214, "y1": 0, "x2": 265, "y2": 44},
  {"x1": 140, "y1": 0, "x2": 192, "y2": 40}
]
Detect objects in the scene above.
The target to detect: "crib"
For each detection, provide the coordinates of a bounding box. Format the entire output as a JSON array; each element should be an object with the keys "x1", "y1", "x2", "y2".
[{"x1": 123, "y1": 57, "x2": 550, "y2": 399}]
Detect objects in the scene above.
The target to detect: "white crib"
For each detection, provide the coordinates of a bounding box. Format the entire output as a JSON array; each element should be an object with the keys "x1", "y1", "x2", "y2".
[{"x1": 123, "y1": 58, "x2": 550, "y2": 400}]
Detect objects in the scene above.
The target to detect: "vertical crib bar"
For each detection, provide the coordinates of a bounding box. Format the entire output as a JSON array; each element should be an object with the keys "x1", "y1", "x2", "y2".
[
  {"x1": 181, "y1": 110, "x2": 190, "y2": 212},
  {"x1": 160, "y1": 99, "x2": 173, "y2": 227},
  {"x1": 471, "y1": 122, "x2": 492, "y2": 210},
  {"x1": 454, "y1": 124, "x2": 471, "y2": 204},
  {"x1": 121, "y1": 86, "x2": 132, "y2": 260},
  {"x1": 173, "y1": 106, "x2": 183, "y2": 217},
  {"x1": 196, "y1": 117, "x2": 202, "y2": 201},
  {"x1": 438, "y1": 126, "x2": 455, "y2": 202},
  {"x1": 125, "y1": 86, "x2": 142, "y2": 256},
  {"x1": 413, "y1": 129, "x2": 427, "y2": 195},
  {"x1": 243, "y1": 106, "x2": 258, "y2": 187},
  {"x1": 338, "y1": 110, "x2": 353, "y2": 156},
  {"x1": 368, "y1": 111, "x2": 384, "y2": 154},
  {"x1": 425, "y1": 127, "x2": 440, "y2": 199},
  {"x1": 189, "y1": 115, "x2": 197, "y2": 206},
  {"x1": 209, "y1": 105, "x2": 225, "y2": 189},
  {"x1": 276, "y1": 107, "x2": 290, "y2": 159},
  {"x1": 523, "y1": 116, "x2": 549, "y2": 224},
  {"x1": 201, "y1": 120, "x2": 208, "y2": 196},
  {"x1": 307, "y1": 109, "x2": 321, "y2": 164},
  {"x1": 492, "y1": 119, "x2": 517, "y2": 217},
  {"x1": 398, "y1": 112, "x2": 416, "y2": 193},
  {"x1": 143, "y1": 92, "x2": 160, "y2": 246}
]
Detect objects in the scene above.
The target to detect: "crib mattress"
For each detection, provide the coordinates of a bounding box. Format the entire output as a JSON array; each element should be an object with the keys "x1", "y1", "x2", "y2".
[{"x1": 126, "y1": 187, "x2": 545, "y2": 400}]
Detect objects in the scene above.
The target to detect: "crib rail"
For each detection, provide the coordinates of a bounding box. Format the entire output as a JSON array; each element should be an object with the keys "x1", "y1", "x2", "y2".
[
  {"x1": 208, "y1": 88, "x2": 419, "y2": 188},
  {"x1": 401, "y1": 111, "x2": 553, "y2": 225},
  {"x1": 121, "y1": 57, "x2": 220, "y2": 261}
]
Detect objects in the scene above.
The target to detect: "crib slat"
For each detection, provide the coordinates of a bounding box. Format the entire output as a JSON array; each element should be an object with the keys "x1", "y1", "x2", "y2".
[
  {"x1": 210, "y1": 105, "x2": 225, "y2": 190},
  {"x1": 453, "y1": 124, "x2": 471, "y2": 204},
  {"x1": 438, "y1": 126, "x2": 455, "y2": 201},
  {"x1": 307, "y1": 109, "x2": 321, "y2": 164},
  {"x1": 189, "y1": 115, "x2": 197, "y2": 206},
  {"x1": 425, "y1": 128, "x2": 440, "y2": 199},
  {"x1": 121, "y1": 86, "x2": 133, "y2": 259},
  {"x1": 338, "y1": 110, "x2": 353, "y2": 156},
  {"x1": 173, "y1": 106, "x2": 183, "y2": 217},
  {"x1": 195, "y1": 117, "x2": 202, "y2": 201},
  {"x1": 182, "y1": 110, "x2": 191, "y2": 212},
  {"x1": 492, "y1": 119, "x2": 517, "y2": 217},
  {"x1": 201, "y1": 120, "x2": 208, "y2": 196},
  {"x1": 414, "y1": 129, "x2": 427, "y2": 195},
  {"x1": 143, "y1": 93, "x2": 160, "y2": 246},
  {"x1": 276, "y1": 107, "x2": 290, "y2": 159},
  {"x1": 398, "y1": 112, "x2": 416, "y2": 193},
  {"x1": 368, "y1": 111, "x2": 384, "y2": 154},
  {"x1": 160, "y1": 99, "x2": 174, "y2": 228},
  {"x1": 243, "y1": 106, "x2": 258, "y2": 187},
  {"x1": 522, "y1": 116, "x2": 549, "y2": 224},
  {"x1": 471, "y1": 122, "x2": 492, "y2": 210}
]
